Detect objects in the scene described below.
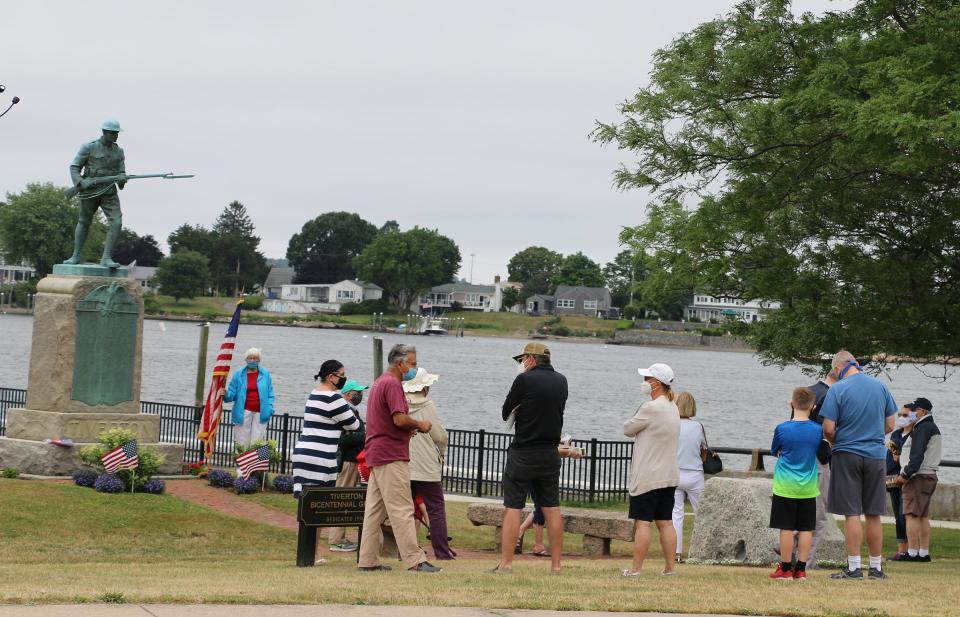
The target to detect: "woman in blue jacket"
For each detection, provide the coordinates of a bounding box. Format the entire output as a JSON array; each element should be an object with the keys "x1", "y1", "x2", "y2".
[{"x1": 223, "y1": 347, "x2": 276, "y2": 448}]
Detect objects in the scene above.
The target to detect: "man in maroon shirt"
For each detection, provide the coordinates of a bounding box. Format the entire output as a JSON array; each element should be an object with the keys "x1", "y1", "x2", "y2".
[{"x1": 357, "y1": 344, "x2": 441, "y2": 573}]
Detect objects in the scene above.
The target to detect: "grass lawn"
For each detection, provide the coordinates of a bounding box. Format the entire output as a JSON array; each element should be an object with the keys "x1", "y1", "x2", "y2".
[{"x1": 3, "y1": 479, "x2": 960, "y2": 615}]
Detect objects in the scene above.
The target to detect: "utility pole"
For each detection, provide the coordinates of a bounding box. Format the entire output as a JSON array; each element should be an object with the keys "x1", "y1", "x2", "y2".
[{"x1": 470, "y1": 253, "x2": 475, "y2": 284}]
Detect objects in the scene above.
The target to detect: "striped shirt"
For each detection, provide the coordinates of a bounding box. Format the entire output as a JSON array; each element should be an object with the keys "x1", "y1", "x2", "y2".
[{"x1": 292, "y1": 389, "x2": 361, "y2": 494}]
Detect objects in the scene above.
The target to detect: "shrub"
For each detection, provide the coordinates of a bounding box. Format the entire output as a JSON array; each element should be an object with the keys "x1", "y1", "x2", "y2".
[
  {"x1": 339, "y1": 297, "x2": 393, "y2": 315},
  {"x1": 142, "y1": 294, "x2": 162, "y2": 314},
  {"x1": 94, "y1": 474, "x2": 125, "y2": 493},
  {"x1": 72, "y1": 469, "x2": 98, "y2": 488},
  {"x1": 78, "y1": 428, "x2": 165, "y2": 491},
  {"x1": 240, "y1": 295, "x2": 264, "y2": 311},
  {"x1": 552, "y1": 324, "x2": 572, "y2": 337},
  {"x1": 1, "y1": 467, "x2": 19, "y2": 479},
  {"x1": 234, "y1": 476, "x2": 260, "y2": 494},
  {"x1": 234, "y1": 439, "x2": 281, "y2": 465},
  {"x1": 272, "y1": 475, "x2": 294, "y2": 494},
  {"x1": 208, "y1": 469, "x2": 235, "y2": 488},
  {"x1": 450, "y1": 300, "x2": 463, "y2": 312},
  {"x1": 142, "y1": 478, "x2": 166, "y2": 494}
]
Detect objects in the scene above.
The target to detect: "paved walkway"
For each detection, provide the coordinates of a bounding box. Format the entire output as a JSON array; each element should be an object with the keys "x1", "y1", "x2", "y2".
[{"x1": 0, "y1": 606, "x2": 751, "y2": 617}]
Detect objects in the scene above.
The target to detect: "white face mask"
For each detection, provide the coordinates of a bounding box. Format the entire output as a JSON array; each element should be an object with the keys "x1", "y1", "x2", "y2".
[
  {"x1": 895, "y1": 411, "x2": 918, "y2": 428},
  {"x1": 640, "y1": 380, "x2": 653, "y2": 396}
]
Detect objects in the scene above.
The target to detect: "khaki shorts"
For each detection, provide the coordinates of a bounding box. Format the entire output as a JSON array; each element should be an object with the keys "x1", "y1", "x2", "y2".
[{"x1": 902, "y1": 475, "x2": 938, "y2": 517}]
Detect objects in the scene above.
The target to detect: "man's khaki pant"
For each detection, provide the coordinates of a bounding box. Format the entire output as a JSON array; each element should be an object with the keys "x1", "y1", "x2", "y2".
[
  {"x1": 328, "y1": 461, "x2": 360, "y2": 545},
  {"x1": 358, "y1": 460, "x2": 426, "y2": 570}
]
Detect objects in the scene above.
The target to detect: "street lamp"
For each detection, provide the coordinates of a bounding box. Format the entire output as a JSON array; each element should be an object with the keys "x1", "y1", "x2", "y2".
[{"x1": 0, "y1": 84, "x2": 20, "y2": 119}]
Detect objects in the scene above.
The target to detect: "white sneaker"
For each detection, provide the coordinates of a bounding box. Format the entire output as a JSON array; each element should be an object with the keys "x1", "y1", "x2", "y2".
[{"x1": 330, "y1": 540, "x2": 358, "y2": 552}]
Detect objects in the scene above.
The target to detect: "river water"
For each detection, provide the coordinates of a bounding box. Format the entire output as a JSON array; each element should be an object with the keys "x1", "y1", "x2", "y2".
[{"x1": 1, "y1": 313, "x2": 956, "y2": 479}]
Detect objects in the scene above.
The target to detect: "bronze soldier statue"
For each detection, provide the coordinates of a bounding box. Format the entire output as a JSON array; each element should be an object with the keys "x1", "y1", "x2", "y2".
[{"x1": 64, "y1": 118, "x2": 127, "y2": 268}]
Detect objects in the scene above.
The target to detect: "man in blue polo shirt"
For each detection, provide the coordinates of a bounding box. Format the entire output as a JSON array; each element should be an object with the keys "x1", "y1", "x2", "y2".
[{"x1": 819, "y1": 350, "x2": 897, "y2": 580}]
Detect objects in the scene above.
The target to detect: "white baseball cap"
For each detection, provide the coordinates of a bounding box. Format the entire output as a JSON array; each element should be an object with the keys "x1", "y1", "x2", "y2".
[{"x1": 637, "y1": 363, "x2": 675, "y2": 385}]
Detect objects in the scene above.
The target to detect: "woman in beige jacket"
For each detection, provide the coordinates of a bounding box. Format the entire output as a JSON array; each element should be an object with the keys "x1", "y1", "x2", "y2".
[{"x1": 404, "y1": 368, "x2": 456, "y2": 559}]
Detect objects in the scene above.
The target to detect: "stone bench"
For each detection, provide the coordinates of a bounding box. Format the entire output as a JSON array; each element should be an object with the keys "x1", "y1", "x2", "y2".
[{"x1": 466, "y1": 502, "x2": 634, "y2": 556}]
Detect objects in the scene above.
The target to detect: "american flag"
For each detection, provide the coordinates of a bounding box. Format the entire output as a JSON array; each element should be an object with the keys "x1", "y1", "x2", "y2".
[
  {"x1": 236, "y1": 445, "x2": 270, "y2": 479},
  {"x1": 101, "y1": 440, "x2": 139, "y2": 473},
  {"x1": 197, "y1": 302, "x2": 243, "y2": 460}
]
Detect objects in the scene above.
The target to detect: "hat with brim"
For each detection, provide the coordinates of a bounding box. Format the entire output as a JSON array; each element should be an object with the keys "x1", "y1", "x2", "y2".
[
  {"x1": 402, "y1": 367, "x2": 439, "y2": 392},
  {"x1": 905, "y1": 397, "x2": 933, "y2": 412},
  {"x1": 340, "y1": 379, "x2": 368, "y2": 394},
  {"x1": 637, "y1": 363, "x2": 675, "y2": 385},
  {"x1": 512, "y1": 341, "x2": 550, "y2": 362}
]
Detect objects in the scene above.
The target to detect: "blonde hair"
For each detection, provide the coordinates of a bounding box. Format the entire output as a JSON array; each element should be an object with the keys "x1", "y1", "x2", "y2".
[
  {"x1": 676, "y1": 391, "x2": 696, "y2": 418},
  {"x1": 662, "y1": 382, "x2": 675, "y2": 402}
]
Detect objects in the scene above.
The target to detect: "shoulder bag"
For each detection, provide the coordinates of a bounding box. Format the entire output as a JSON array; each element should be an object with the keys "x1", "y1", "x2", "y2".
[{"x1": 700, "y1": 424, "x2": 723, "y2": 475}]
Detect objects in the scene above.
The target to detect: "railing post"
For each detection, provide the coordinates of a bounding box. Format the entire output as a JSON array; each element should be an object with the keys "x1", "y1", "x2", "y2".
[
  {"x1": 280, "y1": 414, "x2": 291, "y2": 474},
  {"x1": 373, "y1": 337, "x2": 384, "y2": 380},
  {"x1": 749, "y1": 448, "x2": 765, "y2": 471},
  {"x1": 588, "y1": 438, "x2": 598, "y2": 503},
  {"x1": 475, "y1": 429, "x2": 486, "y2": 498}
]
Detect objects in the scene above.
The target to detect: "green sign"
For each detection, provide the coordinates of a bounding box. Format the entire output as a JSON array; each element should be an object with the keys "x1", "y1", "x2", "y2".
[
  {"x1": 297, "y1": 487, "x2": 367, "y2": 527},
  {"x1": 72, "y1": 283, "x2": 139, "y2": 406}
]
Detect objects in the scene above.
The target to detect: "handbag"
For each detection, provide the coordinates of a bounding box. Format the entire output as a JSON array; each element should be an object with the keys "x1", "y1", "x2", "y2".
[{"x1": 701, "y1": 424, "x2": 723, "y2": 475}]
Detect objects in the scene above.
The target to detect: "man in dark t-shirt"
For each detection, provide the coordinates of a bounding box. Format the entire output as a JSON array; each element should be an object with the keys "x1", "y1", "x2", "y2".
[{"x1": 493, "y1": 342, "x2": 568, "y2": 574}]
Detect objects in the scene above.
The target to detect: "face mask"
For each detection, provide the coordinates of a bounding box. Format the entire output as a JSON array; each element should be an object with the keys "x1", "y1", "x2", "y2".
[
  {"x1": 895, "y1": 416, "x2": 912, "y2": 429},
  {"x1": 516, "y1": 359, "x2": 528, "y2": 374},
  {"x1": 246, "y1": 361, "x2": 259, "y2": 370},
  {"x1": 640, "y1": 380, "x2": 653, "y2": 395},
  {"x1": 403, "y1": 367, "x2": 417, "y2": 381},
  {"x1": 351, "y1": 392, "x2": 363, "y2": 406},
  {"x1": 837, "y1": 360, "x2": 860, "y2": 380},
  {"x1": 331, "y1": 375, "x2": 346, "y2": 389}
]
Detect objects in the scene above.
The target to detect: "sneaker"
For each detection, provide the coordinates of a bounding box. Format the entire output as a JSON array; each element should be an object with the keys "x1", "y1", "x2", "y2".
[
  {"x1": 830, "y1": 567, "x2": 863, "y2": 580},
  {"x1": 916, "y1": 554, "x2": 932, "y2": 563},
  {"x1": 409, "y1": 561, "x2": 442, "y2": 573},
  {"x1": 770, "y1": 564, "x2": 793, "y2": 580},
  {"x1": 330, "y1": 541, "x2": 358, "y2": 552},
  {"x1": 900, "y1": 553, "x2": 921, "y2": 562},
  {"x1": 675, "y1": 553, "x2": 684, "y2": 564},
  {"x1": 887, "y1": 552, "x2": 908, "y2": 561},
  {"x1": 358, "y1": 564, "x2": 392, "y2": 572},
  {"x1": 793, "y1": 570, "x2": 807, "y2": 581},
  {"x1": 868, "y1": 567, "x2": 888, "y2": 580}
]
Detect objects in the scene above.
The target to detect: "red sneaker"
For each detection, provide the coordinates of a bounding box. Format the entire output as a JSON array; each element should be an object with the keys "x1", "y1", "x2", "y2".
[
  {"x1": 770, "y1": 564, "x2": 793, "y2": 580},
  {"x1": 793, "y1": 569, "x2": 807, "y2": 581}
]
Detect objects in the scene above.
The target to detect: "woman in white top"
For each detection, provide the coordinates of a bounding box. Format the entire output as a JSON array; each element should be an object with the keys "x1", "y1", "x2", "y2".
[{"x1": 672, "y1": 391, "x2": 707, "y2": 562}]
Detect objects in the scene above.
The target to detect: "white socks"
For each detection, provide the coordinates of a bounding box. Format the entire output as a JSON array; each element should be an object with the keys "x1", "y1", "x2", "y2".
[
  {"x1": 919, "y1": 549, "x2": 929, "y2": 557},
  {"x1": 848, "y1": 555, "x2": 862, "y2": 570},
  {"x1": 908, "y1": 549, "x2": 919, "y2": 556},
  {"x1": 869, "y1": 555, "x2": 882, "y2": 571}
]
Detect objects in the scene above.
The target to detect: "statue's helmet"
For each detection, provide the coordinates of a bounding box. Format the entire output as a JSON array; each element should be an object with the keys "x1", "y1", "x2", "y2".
[{"x1": 101, "y1": 118, "x2": 123, "y2": 132}]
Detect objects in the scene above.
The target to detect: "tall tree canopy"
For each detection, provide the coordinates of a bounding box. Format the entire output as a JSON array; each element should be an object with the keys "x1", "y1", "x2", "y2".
[
  {"x1": 155, "y1": 250, "x2": 210, "y2": 302},
  {"x1": 507, "y1": 246, "x2": 563, "y2": 297},
  {"x1": 0, "y1": 183, "x2": 105, "y2": 276},
  {"x1": 354, "y1": 227, "x2": 461, "y2": 310},
  {"x1": 168, "y1": 223, "x2": 215, "y2": 256},
  {"x1": 553, "y1": 251, "x2": 605, "y2": 288},
  {"x1": 603, "y1": 249, "x2": 647, "y2": 309},
  {"x1": 286, "y1": 212, "x2": 379, "y2": 284},
  {"x1": 595, "y1": 0, "x2": 960, "y2": 371},
  {"x1": 210, "y1": 201, "x2": 268, "y2": 295}
]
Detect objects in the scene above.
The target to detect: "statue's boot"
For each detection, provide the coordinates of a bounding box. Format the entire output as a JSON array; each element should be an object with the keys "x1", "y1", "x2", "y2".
[
  {"x1": 100, "y1": 223, "x2": 122, "y2": 268},
  {"x1": 63, "y1": 224, "x2": 88, "y2": 265}
]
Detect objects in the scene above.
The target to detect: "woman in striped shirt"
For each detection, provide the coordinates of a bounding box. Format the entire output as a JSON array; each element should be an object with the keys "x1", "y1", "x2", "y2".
[{"x1": 292, "y1": 360, "x2": 362, "y2": 497}]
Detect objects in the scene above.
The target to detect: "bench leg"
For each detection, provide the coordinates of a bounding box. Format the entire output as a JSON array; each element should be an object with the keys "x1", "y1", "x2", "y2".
[{"x1": 583, "y1": 535, "x2": 611, "y2": 557}]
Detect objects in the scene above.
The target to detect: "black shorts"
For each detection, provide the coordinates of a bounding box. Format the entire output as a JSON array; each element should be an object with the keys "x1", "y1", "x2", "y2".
[
  {"x1": 503, "y1": 448, "x2": 561, "y2": 509},
  {"x1": 769, "y1": 495, "x2": 816, "y2": 531},
  {"x1": 628, "y1": 486, "x2": 676, "y2": 521}
]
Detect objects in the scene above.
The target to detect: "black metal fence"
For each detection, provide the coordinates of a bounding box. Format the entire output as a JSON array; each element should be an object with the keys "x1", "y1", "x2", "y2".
[{"x1": 2, "y1": 387, "x2": 956, "y2": 501}]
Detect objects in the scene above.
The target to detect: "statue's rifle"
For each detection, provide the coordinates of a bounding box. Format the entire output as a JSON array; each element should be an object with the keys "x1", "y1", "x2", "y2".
[{"x1": 64, "y1": 172, "x2": 195, "y2": 199}]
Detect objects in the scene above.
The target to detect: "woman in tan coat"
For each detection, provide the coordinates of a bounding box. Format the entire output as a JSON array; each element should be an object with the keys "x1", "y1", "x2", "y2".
[{"x1": 404, "y1": 368, "x2": 456, "y2": 559}]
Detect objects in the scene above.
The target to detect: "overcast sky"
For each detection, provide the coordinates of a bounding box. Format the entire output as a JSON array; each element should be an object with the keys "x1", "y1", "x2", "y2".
[{"x1": 2, "y1": 0, "x2": 852, "y2": 284}]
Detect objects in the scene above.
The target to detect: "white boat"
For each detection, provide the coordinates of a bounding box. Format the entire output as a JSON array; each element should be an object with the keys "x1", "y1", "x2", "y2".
[{"x1": 420, "y1": 316, "x2": 448, "y2": 336}]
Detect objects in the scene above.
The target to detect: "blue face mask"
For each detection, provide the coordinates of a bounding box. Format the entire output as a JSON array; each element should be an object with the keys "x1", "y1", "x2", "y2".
[
  {"x1": 403, "y1": 367, "x2": 417, "y2": 381},
  {"x1": 837, "y1": 360, "x2": 860, "y2": 380},
  {"x1": 246, "y1": 361, "x2": 259, "y2": 371}
]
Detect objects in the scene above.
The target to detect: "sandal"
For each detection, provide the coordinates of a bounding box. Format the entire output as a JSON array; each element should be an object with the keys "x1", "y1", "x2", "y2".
[
  {"x1": 532, "y1": 549, "x2": 550, "y2": 557},
  {"x1": 622, "y1": 569, "x2": 641, "y2": 577}
]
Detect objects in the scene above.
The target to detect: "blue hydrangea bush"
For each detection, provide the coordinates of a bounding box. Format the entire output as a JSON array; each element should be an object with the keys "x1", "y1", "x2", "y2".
[
  {"x1": 94, "y1": 474, "x2": 125, "y2": 493},
  {"x1": 73, "y1": 469, "x2": 98, "y2": 488},
  {"x1": 208, "y1": 469, "x2": 234, "y2": 488},
  {"x1": 234, "y1": 476, "x2": 260, "y2": 494},
  {"x1": 272, "y1": 475, "x2": 294, "y2": 494},
  {"x1": 142, "y1": 478, "x2": 166, "y2": 494}
]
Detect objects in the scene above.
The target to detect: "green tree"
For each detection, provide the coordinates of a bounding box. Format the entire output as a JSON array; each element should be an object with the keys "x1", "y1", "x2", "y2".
[
  {"x1": 0, "y1": 183, "x2": 107, "y2": 276},
  {"x1": 507, "y1": 246, "x2": 563, "y2": 297},
  {"x1": 594, "y1": 0, "x2": 960, "y2": 371},
  {"x1": 210, "y1": 201, "x2": 268, "y2": 295},
  {"x1": 113, "y1": 229, "x2": 163, "y2": 266},
  {"x1": 553, "y1": 251, "x2": 605, "y2": 289},
  {"x1": 354, "y1": 227, "x2": 461, "y2": 310},
  {"x1": 379, "y1": 220, "x2": 400, "y2": 234},
  {"x1": 603, "y1": 249, "x2": 647, "y2": 308},
  {"x1": 501, "y1": 286, "x2": 521, "y2": 311},
  {"x1": 167, "y1": 223, "x2": 215, "y2": 256},
  {"x1": 155, "y1": 250, "x2": 209, "y2": 302},
  {"x1": 286, "y1": 212, "x2": 379, "y2": 284}
]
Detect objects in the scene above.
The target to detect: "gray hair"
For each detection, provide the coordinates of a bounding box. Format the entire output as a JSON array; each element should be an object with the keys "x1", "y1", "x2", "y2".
[
  {"x1": 245, "y1": 347, "x2": 261, "y2": 360},
  {"x1": 831, "y1": 350, "x2": 856, "y2": 368},
  {"x1": 387, "y1": 344, "x2": 416, "y2": 366}
]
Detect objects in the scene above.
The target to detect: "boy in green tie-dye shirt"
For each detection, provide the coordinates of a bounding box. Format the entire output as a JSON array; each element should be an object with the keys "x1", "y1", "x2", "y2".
[{"x1": 769, "y1": 387, "x2": 823, "y2": 580}]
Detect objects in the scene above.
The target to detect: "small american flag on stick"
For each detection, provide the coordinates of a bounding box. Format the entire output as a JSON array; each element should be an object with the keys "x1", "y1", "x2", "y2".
[
  {"x1": 236, "y1": 445, "x2": 270, "y2": 479},
  {"x1": 101, "y1": 440, "x2": 139, "y2": 473}
]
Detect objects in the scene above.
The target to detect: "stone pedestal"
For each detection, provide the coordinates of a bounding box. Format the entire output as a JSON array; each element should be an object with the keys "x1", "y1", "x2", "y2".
[{"x1": 0, "y1": 269, "x2": 183, "y2": 475}]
